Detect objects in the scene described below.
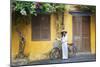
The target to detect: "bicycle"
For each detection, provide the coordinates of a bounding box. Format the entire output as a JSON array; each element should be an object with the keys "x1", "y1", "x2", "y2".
[{"x1": 49, "y1": 39, "x2": 62, "y2": 59}]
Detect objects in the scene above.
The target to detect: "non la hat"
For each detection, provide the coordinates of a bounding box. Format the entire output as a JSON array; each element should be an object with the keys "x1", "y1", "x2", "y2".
[{"x1": 61, "y1": 29, "x2": 67, "y2": 33}]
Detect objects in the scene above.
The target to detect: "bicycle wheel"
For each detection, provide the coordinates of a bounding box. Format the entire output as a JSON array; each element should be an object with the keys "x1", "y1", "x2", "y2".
[{"x1": 49, "y1": 47, "x2": 61, "y2": 59}]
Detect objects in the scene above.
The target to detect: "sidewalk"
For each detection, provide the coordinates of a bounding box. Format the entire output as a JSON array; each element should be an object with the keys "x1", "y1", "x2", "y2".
[
  {"x1": 29, "y1": 54, "x2": 96, "y2": 65},
  {"x1": 11, "y1": 54, "x2": 96, "y2": 66}
]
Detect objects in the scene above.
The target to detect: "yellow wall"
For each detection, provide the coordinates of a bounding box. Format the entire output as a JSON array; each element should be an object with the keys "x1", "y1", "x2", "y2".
[
  {"x1": 28, "y1": 14, "x2": 57, "y2": 61},
  {"x1": 11, "y1": 20, "x2": 31, "y2": 60},
  {"x1": 11, "y1": 14, "x2": 57, "y2": 61},
  {"x1": 65, "y1": 5, "x2": 96, "y2": 54},
  {"x1": 64, "y1": 13, "x2": 96, "y2": 54},
  {"x1": 12, "y1": 13, "x2": 96, "y2": 61},
  {"x1": 64, "y1": 12, "x2": 73, "y2": 43},
  {"x1": 90, "y1": 15, "x2": 96, "y2": 54}
]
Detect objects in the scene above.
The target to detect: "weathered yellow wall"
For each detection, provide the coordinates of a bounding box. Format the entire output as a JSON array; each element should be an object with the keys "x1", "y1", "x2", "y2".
[
  {"x1": 11, "y1": 14, "x2": 57, "y2": 61},
  {"x1": 64, "y1": 6, "x2": 96, "y2": 54},
  {"x1": 28, "y1": 14, "x2": 56, "y2": 61},
  {"x1": 90, "y1": 15, "x2": 96, "y2": 54},
  {"x1": 12, "y1": 13, "x2": 96, "y2": 62},
  {"x1": 11, "y1": 20, "x2": 31, "y2": 60},
  {"x1": 64, "y1": 12, "x2": 73, "y2": 43},
  {"x1": 64, "y1": 13, "x2": 96, "y2": 54}
]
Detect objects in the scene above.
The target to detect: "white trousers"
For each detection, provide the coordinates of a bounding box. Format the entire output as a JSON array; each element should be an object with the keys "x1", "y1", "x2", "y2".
[{"x1": 62, "y1": 42, "x2": 68, "y2": 59}]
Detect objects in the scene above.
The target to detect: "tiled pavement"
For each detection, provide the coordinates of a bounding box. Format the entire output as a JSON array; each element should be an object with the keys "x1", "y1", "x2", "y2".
[
  {"x1": 29, "y1": 54, "x2": 96, "y2": 65},
  {"x1": 11, "y1": 54, "x2": 96, "y2": 66}
]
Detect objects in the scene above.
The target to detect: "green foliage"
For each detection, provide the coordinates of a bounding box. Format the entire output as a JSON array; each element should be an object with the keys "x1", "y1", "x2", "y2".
[
  {"x1": 75, "y1": 5, "x2": 96, "y2": 14},
  {"x1": 12, "y1": 1, "x2": 66, "y2": 27},
  {"x1": 12, "y1": 1, "x2": 66, "y2": 16}
]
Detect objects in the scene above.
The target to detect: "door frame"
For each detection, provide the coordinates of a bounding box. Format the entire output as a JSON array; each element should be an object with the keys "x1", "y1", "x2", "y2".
[{"x1": 70, "y1": 11, "x2": 91, "y2": 53}]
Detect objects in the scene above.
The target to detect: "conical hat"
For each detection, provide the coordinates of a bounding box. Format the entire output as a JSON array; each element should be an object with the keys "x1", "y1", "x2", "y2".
[{"x1": 61, "y1": 29, "x2": 67, "y2": 33}]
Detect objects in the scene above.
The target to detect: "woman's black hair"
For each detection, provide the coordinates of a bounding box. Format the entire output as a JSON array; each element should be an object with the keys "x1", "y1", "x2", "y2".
[{"x1": 61, "y1": 31, "x2": 67, "y2": 37}]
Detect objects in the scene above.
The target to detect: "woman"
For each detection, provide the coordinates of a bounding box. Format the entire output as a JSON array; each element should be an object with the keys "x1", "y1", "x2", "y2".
[{"x1": 61, "y1": 31, "x2": 68, "y2": 59}]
